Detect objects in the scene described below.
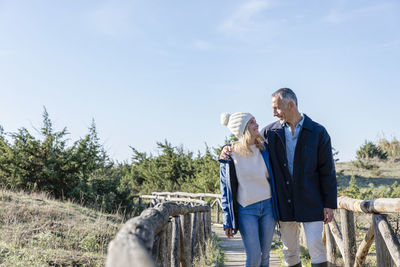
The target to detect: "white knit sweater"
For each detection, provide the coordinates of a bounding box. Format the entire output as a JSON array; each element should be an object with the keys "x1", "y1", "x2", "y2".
[{"x1": 232, "y1": 145, "x2": 271, "y2": 207}]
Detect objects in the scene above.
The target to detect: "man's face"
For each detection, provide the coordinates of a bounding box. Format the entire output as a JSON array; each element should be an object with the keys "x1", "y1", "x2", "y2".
[{"x1": 271, "y1": 96, "x2": 290, "y2": 123}]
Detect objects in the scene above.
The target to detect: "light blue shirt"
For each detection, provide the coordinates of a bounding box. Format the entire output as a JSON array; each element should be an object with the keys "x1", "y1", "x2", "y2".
[{"x1": 284, "y1": 115, "x2": 304, "y2": 176}]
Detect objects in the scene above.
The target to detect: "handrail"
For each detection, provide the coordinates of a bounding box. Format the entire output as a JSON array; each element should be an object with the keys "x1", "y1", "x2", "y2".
[
  {"x1": 325, "y1": 197, "x2": 400, "y2": 267},
  {"x1": 107, "y1": 200, "x2": 211, "y2": 267}
]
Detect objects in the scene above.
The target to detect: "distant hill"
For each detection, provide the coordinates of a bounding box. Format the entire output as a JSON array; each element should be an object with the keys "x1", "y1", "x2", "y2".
[{"x1": 0, "y1": 189, "x2": 124, "y2": 267}]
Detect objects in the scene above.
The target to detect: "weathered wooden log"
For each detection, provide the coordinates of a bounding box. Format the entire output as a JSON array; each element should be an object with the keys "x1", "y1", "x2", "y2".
[
  {"x1": 106, "y1": 234, "x2": 156, "y2": 267},
  {"x1": 166, "y1": 221, "x2": 172, "y2": 267},
  {"x1": 191, "y1": 212, "x2": 199, "y2": 262},
  {"x1": 328, "y1": 215, "x2": 344, "y2": 258},
  {"x1": 206, "y1": 210, "x2": 212, "y2": 240},
  {"x1": 339, "y1": 197, "x2": 400, "y2": 213},
  {"x1": 107, "y1": 202, "x2": 209, "y2": 267},
  {"x1": 354, "y1": 224, "x2": 374, "y2": 267},
  {"x1": 152, "y1": 191, "x2": 220, "y2": 199},
  {"x1": 180, "y1": 213, "x2": 192, "y2": 267},
  {"x1": 216, "y1": 201, "x2": 220, "y2": 224},
  {"x1": 198, "y1": 212, "x2": 206, "y2": 255},
  {"x1": 171, "y1": 216, "x2": 181, "y2": 267},
  {"x1": 341, "y1": 209, "x2": 357, "y2": 267},
  {"x1": 324, "y1": 224, "x2": 337, "y2": 264},
  {"x1": 152, "y1": 233, "x2": 160, "y2": 259},
  {"x1": 373, "y1": 214, "x2": 400, "y2": 267},
  {"x1": 141, "y1": 195, "x2": 208, "y2": 205},
  {"x1": 156, "y1": 226, "x2": 167, "y2": 267},
  {"x1": 373, "y1": 214, "x2": 394, "y2": 267}
]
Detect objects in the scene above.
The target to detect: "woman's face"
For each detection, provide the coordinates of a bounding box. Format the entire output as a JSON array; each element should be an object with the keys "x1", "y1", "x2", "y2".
[{"x1": 247, "y1": 117, "x2": 259, "y2": 137}]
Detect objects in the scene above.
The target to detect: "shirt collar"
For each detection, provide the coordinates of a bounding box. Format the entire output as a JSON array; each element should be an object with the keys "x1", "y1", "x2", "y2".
[{"x1": 282, "y1": 113, "x2": 304, "y2": 128}]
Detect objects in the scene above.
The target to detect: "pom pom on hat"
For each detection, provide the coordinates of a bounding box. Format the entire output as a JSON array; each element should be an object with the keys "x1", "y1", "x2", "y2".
[
  {"x1": 220, "y1": 112, "x2": 253, "y2": 138},
  {"x1": 220, "y1": 112, "x2": 230, "y2": 126}
]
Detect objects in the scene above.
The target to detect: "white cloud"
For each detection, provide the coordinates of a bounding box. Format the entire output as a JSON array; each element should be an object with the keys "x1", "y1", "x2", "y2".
[{"x1": 219, "y1": 0, "x2": 272, "y2": 37}]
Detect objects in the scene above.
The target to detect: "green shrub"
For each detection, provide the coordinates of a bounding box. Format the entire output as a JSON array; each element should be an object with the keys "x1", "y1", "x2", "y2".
[
  {"x1": 356, "y1": 141, "x2": 387, "y2": 160},
  {"x1": 352, "y1": 159, "x2": 378, "y2": 170}
]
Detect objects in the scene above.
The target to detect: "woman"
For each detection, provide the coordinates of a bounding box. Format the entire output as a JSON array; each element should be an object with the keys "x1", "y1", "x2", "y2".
[{"x1": 219, "y1": 112, "x2": 279, "y2": 267}]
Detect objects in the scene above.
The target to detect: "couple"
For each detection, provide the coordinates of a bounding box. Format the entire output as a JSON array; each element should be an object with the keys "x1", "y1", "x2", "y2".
[{"x1": 219, "y1": 88, "x2": 337, "y2": 267}]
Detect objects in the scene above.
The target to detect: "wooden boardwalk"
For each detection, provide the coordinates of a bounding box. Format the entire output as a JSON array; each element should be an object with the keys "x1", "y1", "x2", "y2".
[{"x1": 212, "y1": 224, "x2": 282, "y2": 267}]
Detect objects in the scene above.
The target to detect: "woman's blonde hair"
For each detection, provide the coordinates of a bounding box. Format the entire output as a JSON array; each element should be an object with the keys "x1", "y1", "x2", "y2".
[{"x1": 232, "y1": 122, "x2": 265, "y2": 156}]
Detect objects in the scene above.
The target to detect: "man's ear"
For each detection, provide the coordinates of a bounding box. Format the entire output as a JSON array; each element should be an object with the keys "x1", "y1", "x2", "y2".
[{"x1": 288, "y1": 101, "x2": 295, "y2": 110}]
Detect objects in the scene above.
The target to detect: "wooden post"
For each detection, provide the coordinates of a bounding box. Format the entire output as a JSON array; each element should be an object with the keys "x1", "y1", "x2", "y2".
[
  {"x1": 152, "y1": 233, "x2": 160, "y2": 259},
  {"x1": 324, "y1": 224, "x2": 337, "y2": 265},
  {"x1": 198, "y1": 212, "x2": 206, "y2": 255},
  {"x1": 156, "y1": 228, "x2": 167, "y2": 267},
  {"x1": 166, "y1": 220, "x2": 172, "y2": 267},
  {"x1": 180, "y1": 214, "x2": 192, "y2": 267},
  {"x1": 191, "y1": 212, "x2": 198, "y2": 262},
  {"x1": 373, "y1": 214, "x2": 399, "y2": 267},
  {"x1": 354, "y1": 224, "x2": 374, "y2": 267},
  {"x1": 171, "y1": 216, "x2": 181, "y2": 267},
  {"x1": 206, "y1": 209, "x2": 212, "y2": 240},
  {"x1": 340, "y1": 209, "x2": 356, "y2": 267},
  {"x1": 328, "y1": 217, "x2": 344, "y2": 257},
  {"x1": 216, "y1": 202, "x2": 220, "y2": 224}
]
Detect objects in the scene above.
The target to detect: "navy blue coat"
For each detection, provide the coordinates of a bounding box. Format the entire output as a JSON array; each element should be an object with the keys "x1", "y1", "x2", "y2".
[
  {"x1": 219, "y1": 145, "x2": 280, "y2": 233},
  {"x1": 260, "y1": 114, "x2": 337, "y2": 222}
]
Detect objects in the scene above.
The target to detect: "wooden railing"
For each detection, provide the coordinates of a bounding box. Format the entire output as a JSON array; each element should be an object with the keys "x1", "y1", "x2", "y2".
[
  {"x1": 106, "y1": 195, "x2": 212, "y2": 267},
  {"x1": 139, "y1": 191, "x2": 223, "y2": 223},
  {"x1": 107, "y1": 192, "x2": 400, "y2": 267},
  {"x1": 324, "y1": 197, "x2": 400, "y2": 267}
]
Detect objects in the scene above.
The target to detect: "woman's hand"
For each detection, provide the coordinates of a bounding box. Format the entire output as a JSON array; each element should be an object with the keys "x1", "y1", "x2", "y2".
[
  {"x1": 219, "y1": 145, "x2": 232, "y2": 160},
  {"x1": 224, "y1": 228, "x2": 234, "y2": 239}
]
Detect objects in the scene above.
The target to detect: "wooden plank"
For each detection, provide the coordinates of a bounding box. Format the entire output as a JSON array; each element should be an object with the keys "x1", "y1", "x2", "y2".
[{"x1": 341, "y1": 209, "x2": 357, "y2": 267}]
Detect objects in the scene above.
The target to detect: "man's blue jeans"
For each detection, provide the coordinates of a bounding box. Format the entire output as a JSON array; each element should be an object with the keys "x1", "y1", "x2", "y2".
[{"x1": 238, "y1": 198, "x2": 276, "y2": 267}]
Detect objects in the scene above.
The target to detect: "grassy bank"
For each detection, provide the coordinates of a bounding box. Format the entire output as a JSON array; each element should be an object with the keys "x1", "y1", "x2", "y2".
[{"x1": 0, "y1": 189, "x2": 124, "y2": 267}]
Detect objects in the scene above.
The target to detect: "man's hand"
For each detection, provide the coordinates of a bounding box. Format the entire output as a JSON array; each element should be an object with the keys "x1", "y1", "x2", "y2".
[
  {"x1": 224, "y1": 228, "x2": 234, "y2": 239},
  {"x1": 219, "y1": 145, "x2": 232, "y2": 160},
  {"x1": 323, "y1": 208, "x2": 334, "y2": 224}
]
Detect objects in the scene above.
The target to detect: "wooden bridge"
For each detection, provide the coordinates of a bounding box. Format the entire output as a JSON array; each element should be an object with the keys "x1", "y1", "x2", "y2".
[{"x1": 106, "y1": 192, "x2": 400, "y2": 267}]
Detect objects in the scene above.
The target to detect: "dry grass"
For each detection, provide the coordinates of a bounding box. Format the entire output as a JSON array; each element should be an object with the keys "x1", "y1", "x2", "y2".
[
  {"x1": 336, "y1": 159, "x2": 400, "y2": 189},
  {"x1": 0, "y1": 189, "x2": 124, "y2": 267}
]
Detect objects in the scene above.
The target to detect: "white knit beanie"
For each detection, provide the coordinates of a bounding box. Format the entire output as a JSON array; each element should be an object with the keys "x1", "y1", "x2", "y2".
[{"x1": 220, "y1": 112, "x2": 253, "y2": 138}]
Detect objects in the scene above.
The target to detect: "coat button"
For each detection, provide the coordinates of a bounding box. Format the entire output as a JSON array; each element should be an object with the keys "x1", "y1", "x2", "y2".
[
  {"x1": 288, "y1": 199, "x2": 291, "y2": 203},
  {"x1": 286, "y1": 181, "x2": 289, "y2": 185},
  {"x1": 284, "y1": 163, "x2": 287, "y2": 167}
]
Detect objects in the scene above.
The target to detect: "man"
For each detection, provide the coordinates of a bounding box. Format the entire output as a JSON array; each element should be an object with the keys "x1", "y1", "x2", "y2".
[{"x1": 221, "y1": 88, "x2": 337, "y2": 267}]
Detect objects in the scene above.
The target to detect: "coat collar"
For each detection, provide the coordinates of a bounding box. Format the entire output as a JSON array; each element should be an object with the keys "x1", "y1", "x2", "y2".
[{"x1": 270, "y1": 113, "x2": 313, "y2": 132}]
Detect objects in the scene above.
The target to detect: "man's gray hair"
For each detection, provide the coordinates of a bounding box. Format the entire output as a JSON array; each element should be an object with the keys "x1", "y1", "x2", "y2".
[{"x1": 272, "y1": 88, "x2": 298, "y2": 107}]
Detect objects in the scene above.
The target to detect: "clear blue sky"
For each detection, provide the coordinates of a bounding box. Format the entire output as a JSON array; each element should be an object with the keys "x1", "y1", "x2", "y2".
[{"x1": 1, "y1": 0, "x2": 399, "y2": 162}]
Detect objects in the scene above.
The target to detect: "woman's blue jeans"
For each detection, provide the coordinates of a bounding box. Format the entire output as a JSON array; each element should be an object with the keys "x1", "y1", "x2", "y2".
[{"x1": 238, "y1": 198, "x2": 276, "y2": 267}]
